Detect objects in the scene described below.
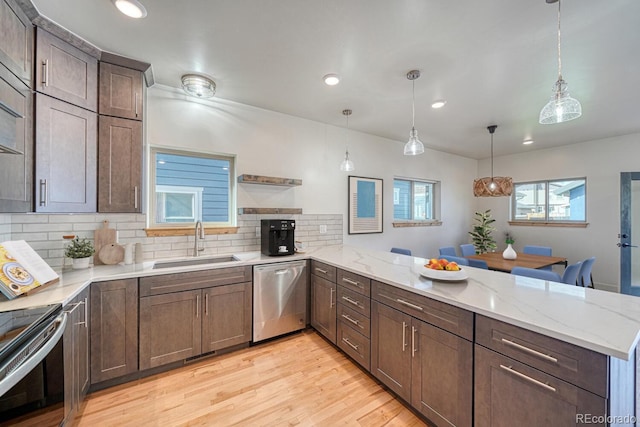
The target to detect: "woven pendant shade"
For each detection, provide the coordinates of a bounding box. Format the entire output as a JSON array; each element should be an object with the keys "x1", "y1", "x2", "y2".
[{"x1": 473, "y1": 177, "x2": 513, "y2": 197}]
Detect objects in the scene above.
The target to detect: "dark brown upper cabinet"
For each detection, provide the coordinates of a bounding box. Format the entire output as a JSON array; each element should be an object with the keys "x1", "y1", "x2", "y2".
[{"x1": 99, "y1": 62, "x2": 143, "y2": 121}]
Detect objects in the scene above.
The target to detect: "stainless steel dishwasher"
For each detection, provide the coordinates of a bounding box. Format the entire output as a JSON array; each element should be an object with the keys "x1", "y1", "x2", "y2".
[{"x1": 253, "y1": 260, "x2": 308, "y2": 342}]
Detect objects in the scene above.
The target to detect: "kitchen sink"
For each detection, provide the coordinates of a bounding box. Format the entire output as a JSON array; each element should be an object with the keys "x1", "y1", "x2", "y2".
[{"x1": 152, "y1": 255, "x2": 241, "y2": 269}]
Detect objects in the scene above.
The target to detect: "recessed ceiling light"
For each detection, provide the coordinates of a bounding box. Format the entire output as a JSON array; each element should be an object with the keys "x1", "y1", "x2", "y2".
[
  {"x1": 431, "y1": 100, "x2": 447, "y2": 109},
  {"x1": 323, "y1": 74, "x2": 340, "y2": 86},
  {"x1": 112, "y1": 0, "x2": 147, "y2": 18},
  {"x1": 523, "y1": 139, "x2": 534, "y2": 145}
]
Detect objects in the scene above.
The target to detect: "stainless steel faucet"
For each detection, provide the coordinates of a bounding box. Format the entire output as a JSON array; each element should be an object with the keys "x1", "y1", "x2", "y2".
[{"x1": 194, "y1": 221, "x2": 205, "y2": 256}]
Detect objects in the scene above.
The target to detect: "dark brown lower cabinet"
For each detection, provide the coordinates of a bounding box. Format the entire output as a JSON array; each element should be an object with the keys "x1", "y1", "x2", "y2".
[
  {"x1": 90, "y1": 279, "x2": 139, "y2": 384},
  {"x1": 310, "y1": 274, "x2": 337, "y2": 344},
  {"x1": 474, "y1": 345, "x2": 606, "y2": 427},
  {"x1": 371, "y1": 301, "x2": 472, "y2": 426},
  {"x1": 63, "y1": 287, "x2": 89, "y2": 425},
  {"x1": 139, "y1": 282, "x2": 252, "y2": 370}
]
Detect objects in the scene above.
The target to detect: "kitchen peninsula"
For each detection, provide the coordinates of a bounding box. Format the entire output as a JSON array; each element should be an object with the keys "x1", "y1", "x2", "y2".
[{"x1": 1, "y1": 245, "x2": 638, "y2": 426}]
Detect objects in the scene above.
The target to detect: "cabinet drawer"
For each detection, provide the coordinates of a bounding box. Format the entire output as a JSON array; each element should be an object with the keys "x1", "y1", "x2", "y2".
[
  {"x1": 337, "y1": 304, "x2": 370, "y2": 338},
  {"x1": 140, "y1": 266, "x2": 252, "y2": 296},
  {"x1": 337, "y1": 269, "x2": 371, "y2": 296},
  {"x1": 338, "y1": 322, "x2": 370, "y2": 371},
  {"x1": 476, "y1": 315, "x2": 607, "y2": 397},
  {"x1": 311, "y1": 260, "x2": 336, "y2": 282},
  {"x1": 337, "y1": 286, "x2": 370, "y2": 318},
  {"x1": 372, "y1": 281, "x2": 473, "y2": 340}
]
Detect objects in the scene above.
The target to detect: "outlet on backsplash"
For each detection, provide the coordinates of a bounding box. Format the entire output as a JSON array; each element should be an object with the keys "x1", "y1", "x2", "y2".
[
  {"x1": 255, "y1": 227, "x2": 260, "y2": 237},
  {"x1": 319, "y1": 225, "x2": 327, "y2": 234}
]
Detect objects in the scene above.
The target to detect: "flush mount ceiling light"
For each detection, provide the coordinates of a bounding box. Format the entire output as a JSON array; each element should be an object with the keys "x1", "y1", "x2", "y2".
[
  {"x1": 339, "y1": 109, "x2": 355, "y2": 172},
  {"x1": 523, "y1": 139, "x2": 534, "y2": 145},
  {"x1": 112, "y1": 0, "x2": 147, "y2": 18},
  {"x1": 539, "y1": 0, "x2": 582, "y2": 124},
  {"x1": 181, "y1": 74, "x2": 216, "y2": 98},
  {"x1": 323, "y1": 74, "x2": 340, "y2": 86},
  {"x1": 404, "y1": 70, "x2": 424, "y2": 156},
  {"x1": 431, "y1": 100, "x2": 447, "y2": 109},
  {"x1": 473, "y1": 125, "x2": 513, "y2": 197}
]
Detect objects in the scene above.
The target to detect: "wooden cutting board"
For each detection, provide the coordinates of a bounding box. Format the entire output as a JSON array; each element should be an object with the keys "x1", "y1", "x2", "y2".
[
  {"x1": 94, "y1": 220, "x2": 117, "y2": 266},
  {"x1": 98, "y1": 243, "x2": 125, "y2": 265}
]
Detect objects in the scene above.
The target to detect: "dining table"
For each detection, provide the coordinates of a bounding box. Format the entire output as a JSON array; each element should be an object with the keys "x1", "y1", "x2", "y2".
[{"x1": 465, "y1": 252, "x2": 568, "y2": 273}]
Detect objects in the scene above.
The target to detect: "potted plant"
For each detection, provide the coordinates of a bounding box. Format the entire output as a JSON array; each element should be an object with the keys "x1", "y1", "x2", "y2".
[
  {"x1": 468, "y1": 210, "x2": 497, "y2": 254},
  {"x1": 64, "y1": 237, "x2": 95, "y2": 269}
]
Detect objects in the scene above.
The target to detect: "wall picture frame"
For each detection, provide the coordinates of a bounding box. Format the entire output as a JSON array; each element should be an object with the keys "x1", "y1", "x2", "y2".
[{"x1": 348, "y1": 176, "x2": 383, "y2": 234}]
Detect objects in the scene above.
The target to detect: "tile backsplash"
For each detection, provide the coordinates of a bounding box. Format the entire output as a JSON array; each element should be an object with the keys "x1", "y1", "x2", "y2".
[{"x1": 8, "y1": 213, "x2": 342, "y2": 270}]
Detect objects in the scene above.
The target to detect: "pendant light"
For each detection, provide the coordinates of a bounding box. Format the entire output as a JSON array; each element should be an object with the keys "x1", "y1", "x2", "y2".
[
  {"x1": 539, "y1": 0, "x2": 582, "y2": 124},
  {"x1": 404, "y1": 70, "x2": 424, "y2": 155},
  {"x1": 473, "y1": 125, "x2": 513, "y2": 197},
  {"x1": 339, "y1": 109, "x2": 355, "y2": 172}
]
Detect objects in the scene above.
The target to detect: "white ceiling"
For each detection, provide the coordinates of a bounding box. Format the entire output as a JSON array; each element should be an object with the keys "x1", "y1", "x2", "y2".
[{"x1": 31, "y1": 0, "x2": 640, "y2": 159}]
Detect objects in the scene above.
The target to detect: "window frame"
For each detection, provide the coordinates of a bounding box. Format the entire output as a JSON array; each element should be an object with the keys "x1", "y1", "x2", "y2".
[
  {"x1": 148, "y1": 146, "x2": 236, "y2": 229},
  {"x1": 510, "y1": 177, "x2": 587, "y2": 224},
  {"x1": 392, "y1": 176, "x2": 441, "y2": 226}
]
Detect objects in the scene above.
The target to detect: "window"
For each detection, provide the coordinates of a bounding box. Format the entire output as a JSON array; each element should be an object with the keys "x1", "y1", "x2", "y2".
[
  {"x1": 150, "y1": 148, "x2": 235, "y2": 228},
  {"x1": 511, "y1": 178, "x2": 586, "y2": 222},
  {"x1": 393, "y1": 178, "x2": 437, "y2": 221}
]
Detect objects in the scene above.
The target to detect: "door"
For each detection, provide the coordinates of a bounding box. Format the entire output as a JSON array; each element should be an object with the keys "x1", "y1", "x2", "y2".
[
  {"x1": 310, "y1": 274, "x2": 336, "y2": 344},
  {"x1": 202, "y1": 282, "x2": 252, "y2": 353},
  {"x1": 99, "y1": 62, "x2": 143, "y2": 120},
  {"x1": 620, "y1": 172, "x2": 640, "y2": 295}
]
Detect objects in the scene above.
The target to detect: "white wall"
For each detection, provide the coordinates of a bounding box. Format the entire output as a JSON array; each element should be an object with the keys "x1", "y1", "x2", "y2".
[
  {"x1": 148, "y1": 86, "x2": 478, "y2": 259},
  {"x1": 475, "y1": 132, "x2": 640, "y2": 292}
]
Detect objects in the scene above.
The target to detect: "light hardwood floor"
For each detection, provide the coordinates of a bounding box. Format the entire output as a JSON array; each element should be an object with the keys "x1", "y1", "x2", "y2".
[{"x1": 68, "y1": 330, "x2": 427, "y2": 426}]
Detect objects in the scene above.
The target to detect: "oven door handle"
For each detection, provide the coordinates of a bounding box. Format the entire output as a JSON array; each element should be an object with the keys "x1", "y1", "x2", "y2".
[{"x1": 0, "y1": 312, "x2": 67, "y2": 397}]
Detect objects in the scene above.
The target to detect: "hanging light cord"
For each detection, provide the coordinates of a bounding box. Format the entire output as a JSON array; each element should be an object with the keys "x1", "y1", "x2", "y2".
[
  {"x1": 411, "y1": 79, "x2": 416, "y2": 129},
  {"x1": 556, "y1": 0, "x2": 562, "y2": 80},
  {"x1": 490, "y1": 132, "x2": 494, "y2": 180}
]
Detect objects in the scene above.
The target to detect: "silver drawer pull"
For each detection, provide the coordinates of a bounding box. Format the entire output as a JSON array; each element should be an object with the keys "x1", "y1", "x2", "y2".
[
  {"x1": 501, "y1": 338, "x2": 559, "y2": 363},
  {"x1": 342, "y1": 295, "x2": 361, "y2": 307},
  {"x1": 402, "y1": 321, "x2": 408, "y2": 351},
  {"x1": 342, "y1": 277, "x2": 363, "y2": 288},
  {"x1": 342, "y1": 337, "x2": 359, "y2": 351},
  {"x1": 315, "y1": 267, "x2": 328, "y2": 274},
  {"x1": 396, "y1": 298, "x2": 424, "y2": 311},
  {"x1": 341, "y1": 314, "x2": 361, "y2": 328},
  {"x1": 42, "y1": 60, "x2": 49, "y2": 86},
  {"x1": 499, "y1": 364, "x2": 557, "y2": 392},
  {"x1": 412, "y1": 326, "x2": 417, "y2": 357}
]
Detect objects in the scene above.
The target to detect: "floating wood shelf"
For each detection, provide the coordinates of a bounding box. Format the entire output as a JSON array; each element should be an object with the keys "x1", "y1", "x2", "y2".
[
  {"x1": 237, "y1": 174, "x2": 302, "y2": 187},
  {"x1": 238, "y1": 208, "x2": 302, "y2": 215}
]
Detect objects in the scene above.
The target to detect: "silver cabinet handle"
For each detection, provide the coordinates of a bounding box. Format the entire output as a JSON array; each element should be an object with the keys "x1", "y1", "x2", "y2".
[
  {"x1": 402, "y1": 321, "x2": 408, "y2": 351},
  {"x1": 134, "y1": 186, "x2": 139, "y2": 209},
  {"x1": 342, "y1": 337, "x2": 359, "y2": 351},
  {"x1": 341, "y1": 314, "x2": 362, "y2": 329},
  {"x1": 501, "y1": 338, "x2": 559, "y2": 363},
  {"x1": 412, "y1": 326, "x2": 417, "y2": 357},
  {"x1": 499, "y1": 364, "x2": 556, "y2": 392},
  {"x1": 315, "y1": 267, "x2": 328, "y2": 274},
  {"x1": 135, "y1": 92, "x2": 139, "y2": 117},
  {"x1": 39, "y1": 179, "x2": 48, "y2": 206},
  {"x1": 341, "y1": 295, "x2": 361, "y2": 308},
  {"x1": 196, "y1": 294, "x2": 200, "y2": 318},
  {"x1": 83, "y1": 297, "x2": 88, "y2": 329},
  {"x1": 329, "y1": 287, "x2": 335, "y2": 308},
  {"x1": 76, "y1": 300, "x2": 87, "y2": 327},
  {"x1": 342, "y1": 277, "x2": 363, "y2": 288},
  {"x1": 42, "y1": 60, "x2": 49, "y2": 86},
  {"x1": 205, "y1": 294, "x2": 209, "y2": 316},
  {"x1": 397, "y1": 298, "x2": 424, "y2": 312}
]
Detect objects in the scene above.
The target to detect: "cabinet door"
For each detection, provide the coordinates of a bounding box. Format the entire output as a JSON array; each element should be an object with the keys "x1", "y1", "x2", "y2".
[
  {"x1": 35, "y1": 94, "x2": 97, "y2": 212},
  {"x1": 474, "y1": 345, "x2": 606, "y2": 427},
  {"x1": 76, "y1": 287, "x2": 90, "y2": 399},
  {"x1": 310, "y1": 274, "x2": 336, "y2": 344},
  {"x1": 63, "y1": 291, "x2": 88, "y2": 425},
  {"x1": 99, "y1": 62, "x2": 143, "y2": 120},
  {"x1": 98, "y1": 116, "x2": 142, "y2": 212},
  {"x1": 0, "y1": 65, "x2": 32, "y2": 212},
  {"x1": 0, "y1": 0, "x2": 33, "y2": 85},
  {"x1": 35, "y1": 28, "x2": 97, "y2": 112},
  {"x1": 202, "y1": 282, "x2": 252, "y2": 353},
  {"x1": 90, "y1": 279, "x2": 138, "y2": 384},
  {"x1": 370, "y1": 301, "x2": 412, "y2": 401},
  {"x1": 139, "y1": 290, "x2": 202, "y2": 370},
  {"x1": 411, "y1": 319, "x2": 472, "y2": 427}
]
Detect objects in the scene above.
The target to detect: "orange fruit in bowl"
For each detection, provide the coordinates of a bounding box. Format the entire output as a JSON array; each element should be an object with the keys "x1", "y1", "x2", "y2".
[{"x1": 445, "y1": 262, "x2": 460, "y2": 271}]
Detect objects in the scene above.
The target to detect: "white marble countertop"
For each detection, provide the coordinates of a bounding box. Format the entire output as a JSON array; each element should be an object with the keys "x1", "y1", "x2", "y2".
[{"x1": 2, "y1": 244, "x2": 639, "y2": 360}]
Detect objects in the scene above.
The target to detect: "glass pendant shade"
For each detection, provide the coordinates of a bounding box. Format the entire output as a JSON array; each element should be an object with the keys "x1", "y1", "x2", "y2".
[
  {"x1": 404, "y1": 127, "x2": 424, "y2": 155},
  {"x1": 539, "y1": 78, "x2": 582, "y2": 124},
  {"x1": 340, "y1": 150, "x2": 354, "y2": 172}
]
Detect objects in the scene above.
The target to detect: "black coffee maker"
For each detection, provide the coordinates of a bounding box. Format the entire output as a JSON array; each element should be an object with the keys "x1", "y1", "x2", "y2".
[{"x1": 261, "y1": 219, "x2": 295, "y2": 256}]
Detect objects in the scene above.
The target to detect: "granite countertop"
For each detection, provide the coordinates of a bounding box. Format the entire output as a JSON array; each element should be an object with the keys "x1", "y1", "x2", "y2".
[{"x1": 2, "y1": 244, "x2": 640, "y2": 360}]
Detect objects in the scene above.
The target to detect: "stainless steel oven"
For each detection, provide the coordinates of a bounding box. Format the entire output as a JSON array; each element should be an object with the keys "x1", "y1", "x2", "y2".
[{"x1": 0, "y1": 304, "x2": 66, "y2": 424}]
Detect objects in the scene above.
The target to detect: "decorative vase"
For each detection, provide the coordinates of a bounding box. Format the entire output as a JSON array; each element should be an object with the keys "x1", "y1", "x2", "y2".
[
  {"x1": 71, "y1": 257, "x2": 91, "y2": 269},
  {"x1": 502, "y1": 244, "x2": 517, "y2": 260}
]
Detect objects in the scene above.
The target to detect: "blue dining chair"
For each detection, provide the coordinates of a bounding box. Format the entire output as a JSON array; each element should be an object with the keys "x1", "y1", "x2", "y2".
[
  {"x1": 460, "y1": 244, "x2": 476, "y2": 256},
  {"x1": 439, "y1": 246, "x2": 457, "y2": 257},
  {"x1": 577, "y1": 257, "x2": 596, "y2": 288},
  {"x1": 561, "y1": 261, "x2": 583, "y2": 286},
  {"x1": 523, "y1": 245, "x2": 553, "y2": 271},
  {"x1": 467, "y1": 258, "x2": 488, "y2": 269},
  {"x1": 438, "y1": 255, "x2": 469, "y2": 266},
  {"x1": 511, "y1": 267, "x2": 561, "y2": 282},
  {"x1": 390, "y1": 247, "x2": 412, "y2": 256}
]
